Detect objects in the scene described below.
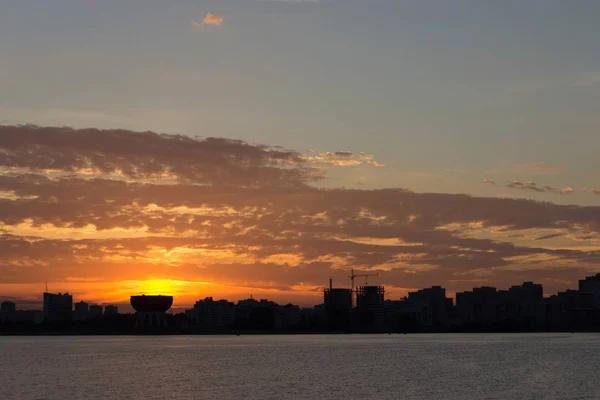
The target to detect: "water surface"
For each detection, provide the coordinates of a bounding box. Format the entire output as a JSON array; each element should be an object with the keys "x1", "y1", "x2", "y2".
[{"x1": 1, "y1": 333, "x2": 598, "y2": 400}]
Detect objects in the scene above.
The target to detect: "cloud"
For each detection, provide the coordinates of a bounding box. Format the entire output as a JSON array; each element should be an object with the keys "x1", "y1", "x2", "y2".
[
  {"x1": 202, "y1": 13, "x2": 224, "y2": 26},
  {"x1": 0, "y1": 125, "x2": 322, "y2": 188},
  {"x1": 517, "y1": 162, "x2": 565, "y2": 175},
  {"x1": 302, "y1": 151, "x2": 383, "y2": 167},
  {"x1": 560, "y1": 186, "x2": 575, "y2": 195},
  {"x1": 535, "y1": 233, "x2": 564, "y2": 241},
  {"x1": 1, "y1": 125, "x2": 600, "y2": 305},
  {"x1": 483, "y1": 179, "x2": 496, "y2": 185},
  {"x1": 505, "y1": 181, "x2": 574, "y2": 195},
  {"x1": 507, "y1": 180, "x2": 545, "y2": 193},
  {"x1": 589, "y1": 189, "x2": 600, "y2": 196}
]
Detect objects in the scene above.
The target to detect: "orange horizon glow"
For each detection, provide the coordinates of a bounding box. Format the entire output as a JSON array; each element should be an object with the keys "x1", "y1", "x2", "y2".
[{"x1": 0, "y1": 278, "x2": 421, "y2": 310}]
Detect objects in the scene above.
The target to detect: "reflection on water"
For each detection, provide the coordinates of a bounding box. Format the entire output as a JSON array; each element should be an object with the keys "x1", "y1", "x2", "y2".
[{"x1": 1, "y1": 333, "x2": 598, "y2": 400}]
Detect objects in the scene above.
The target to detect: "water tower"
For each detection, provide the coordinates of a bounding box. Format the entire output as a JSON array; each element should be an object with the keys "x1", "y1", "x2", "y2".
[{"x1": 130, "y1": 295, "x2": 173, "y2": 327}]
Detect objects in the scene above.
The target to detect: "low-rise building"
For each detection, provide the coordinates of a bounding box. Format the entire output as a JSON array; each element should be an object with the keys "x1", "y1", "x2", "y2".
[
  {"x1": 89, "y1": 305, "x2": 103, "y2": 320},
  {"x1": 73, "y1": 301, "x2": 89, "y2": 321},
  {"x1": 104, "y1": 305, "x2": 119, "y2": 316},
  {"x1": 0, "y1": 301, "x2": 16, "y2": 322}
]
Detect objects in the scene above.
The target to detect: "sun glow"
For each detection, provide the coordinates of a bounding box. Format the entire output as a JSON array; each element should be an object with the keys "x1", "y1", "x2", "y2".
[{"x1": 124, "y1": 279, "x2": 217, "y2": 297}]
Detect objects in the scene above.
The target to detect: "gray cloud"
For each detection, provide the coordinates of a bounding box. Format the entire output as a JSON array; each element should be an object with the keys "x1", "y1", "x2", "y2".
[
  {"x1": 506, "y1": 181, "x2": 574, "y2": 195},
  {"x1": 507, "y1": 180, "x2": 545, "y2": 192},
  {"x1": 0, "y1": 125, "x2": 323, "y2": 188}
]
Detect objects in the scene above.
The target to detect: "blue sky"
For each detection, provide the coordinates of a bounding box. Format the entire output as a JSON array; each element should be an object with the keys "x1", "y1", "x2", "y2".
[{"x1": 1, "y1": 0, "x2": 599, "y2": 204}]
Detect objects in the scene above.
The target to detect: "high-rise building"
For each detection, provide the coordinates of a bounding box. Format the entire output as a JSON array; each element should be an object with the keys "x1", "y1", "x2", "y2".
[
  {"x1": 502, "y1": 282, "x2": 544, "y2": 327},
  {"x1": 579, "y1": 274, "x2": 600, "y2": 306},
  {"x1": 104, "y1": 305, "x2": 119, "y2": 316},
  {"x1": 355, "y1": 286, "x2": 385, "y2": 332},
  {"x1": 324, "y1": 289, "x2": 353, "y2": 309},
  {"x1": 324, "y1": 279, "x2": 352, "y2": 330},
  {"x1": 546, "y1": 290, "x2": 598, "y2": 329},
  {"x1": 43, "y1": 292, "x2": 73, "y2": 322},
  {"x1": 456, "y1": 287, "x2": 499, "y2": 325},
  {"x1": 408, "y1": 286, "x2": 453, "y2": 327},
  {"x1": 191, "y1": 297, "x2": 235, "y2": 329},
  {"x1": 73, "y1": 301, "x2": 89, "y2": 321}
]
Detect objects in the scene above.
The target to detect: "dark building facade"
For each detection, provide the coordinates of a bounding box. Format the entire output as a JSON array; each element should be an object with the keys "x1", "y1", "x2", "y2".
[
  {"x1": 89, "y1": 305, "x2": 103, "y2": 320},
  {"x1": 0, "y1": 301, "x2": 16, "y2": 322},
  {"x1": 408, "y1": 286, "x2": 453, "y2": 327},
  {"x1": 43, "y1": 292, "x2": 73, "y2": 322},
  {"x1": 355, "y1": 286, "x2": 385, "y2": 332},
  {"x1": 324, "y1": 280, "x2": 353, "y2": 331},
  {"x1": 73, "y1": 301, "x2": 89, "y2": 321},
  {"x1": 104, "y1": 305, "x2": 119, "y2": 316},
  {"x1": 190, "y1": 297, "x2": 235, "y2": 330}
]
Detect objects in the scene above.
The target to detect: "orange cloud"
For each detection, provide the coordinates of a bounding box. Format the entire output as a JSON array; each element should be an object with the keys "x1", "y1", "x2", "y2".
[
  {"x1": 561, "y1": 186, "x2": 574, "y2": 195},
  {"x1": 302, "y1": 151, "x2": 384, "y2": 167},
  {"x1": 202, "y1": 13, "x2": 224, "y2": 26}
]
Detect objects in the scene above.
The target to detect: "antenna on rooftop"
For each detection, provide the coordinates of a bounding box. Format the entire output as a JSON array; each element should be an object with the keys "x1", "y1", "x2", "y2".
[{"x1": 45, "y1": 280, "x2": 48, "y2": 293}]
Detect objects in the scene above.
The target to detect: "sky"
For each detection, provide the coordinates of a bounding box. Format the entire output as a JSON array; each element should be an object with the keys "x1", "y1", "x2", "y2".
[{"x1": 0, "y1": 1, "x2": 599, "y2": 309}]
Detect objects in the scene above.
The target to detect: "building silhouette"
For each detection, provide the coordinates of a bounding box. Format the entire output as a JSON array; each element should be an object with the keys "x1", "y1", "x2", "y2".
[
  {"x1": 73, "y1": 301, "x2": 89, "y2": 321},
  {"x1": 385, "y1": 298, "x2": 426, "y2": 332},
  {"x1": 503, "y1": 282, "x2": 544, "y2": 328},
  {"x1": 104, "y1": 305, "x2": 119, "y2": 316},
  {"x1": 43, "y1": 292, "x2": 73, "y2": 322},
  {"x1": 408, "y1": 286, "x2": 453, "y2": 327},
  {"x1": 5, "y1": 272, "x2": 600, "y2": 334},
  {"x1": 546, "y1": 289, "x2": 599, "y2": 329},
  {"x1": 0, "y1": 301, "x2": 16, "y2": 322},
  {"x1": 456, "y1": 287, "x2": 499, "y2": 326},
  {"x1": 89, "y1": 305, "x2": 103, "y2": 320},
  {"x1": 355, "y1": 285, "x2": 385, "y2": 332},
  {"x1": 579, "y1": 274, "x2": 600, "y2": 306},
  {"x1": 275, "y1": 304, "x2": 302, "y2": 330},
  {"x1": 189, "y1": 297, "x2": 235, "y2": 330},
  {"x1": 130, "y1": 295, "x2": 173, "y2": 328},
  {"x1": 323, "y1": 279, "x2": 353, "y2": 331}
]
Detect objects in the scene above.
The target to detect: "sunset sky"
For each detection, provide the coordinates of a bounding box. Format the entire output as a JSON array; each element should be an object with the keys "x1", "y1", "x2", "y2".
[{"x1": 1, "y1": 1, "x2": 600, "y2": 310}]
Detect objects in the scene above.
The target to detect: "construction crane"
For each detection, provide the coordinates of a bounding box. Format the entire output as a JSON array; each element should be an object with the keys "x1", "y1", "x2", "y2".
[{"x1": 349, "y1": 268, "x2": 378, "y2": 306}]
